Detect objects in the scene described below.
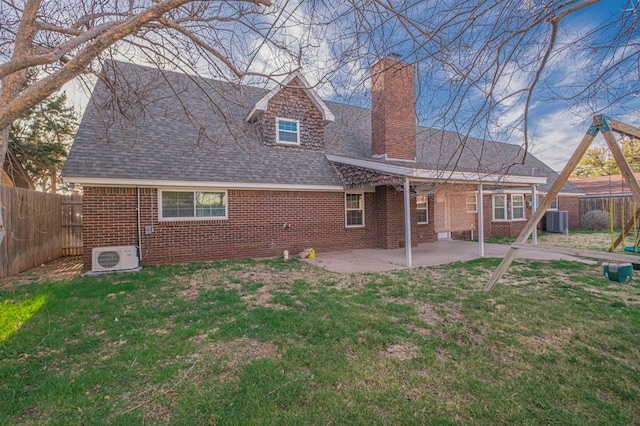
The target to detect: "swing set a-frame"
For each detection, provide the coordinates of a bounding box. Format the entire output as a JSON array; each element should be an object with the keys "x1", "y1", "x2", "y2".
[{"x1": 485, "y1": 115, "x2": 640, "y2": 292}]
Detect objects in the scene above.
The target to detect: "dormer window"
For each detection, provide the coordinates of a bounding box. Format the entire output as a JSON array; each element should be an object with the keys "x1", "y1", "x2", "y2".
[{"x1": 276, "y1": 118, "x2": 300, "y2": 144}]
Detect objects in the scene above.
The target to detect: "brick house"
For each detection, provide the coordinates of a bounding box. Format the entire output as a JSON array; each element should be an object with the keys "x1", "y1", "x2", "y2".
[{"x1": 62, "y1": 58, "x2": 581, "y2": 270}]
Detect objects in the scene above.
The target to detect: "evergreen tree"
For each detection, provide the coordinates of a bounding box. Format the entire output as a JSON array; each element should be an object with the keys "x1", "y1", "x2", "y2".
[{"x1": 9, "y1": 93, "x2": 77, "y2": 192}]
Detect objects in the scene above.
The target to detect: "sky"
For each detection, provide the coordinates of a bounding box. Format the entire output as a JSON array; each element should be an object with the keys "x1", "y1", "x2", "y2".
[
  {"x1": 61, "y1": 0, "x2": 639, "y2": 173},
  {"x1": 521, "y1": 1, "x2": 640, "y2": 171}
]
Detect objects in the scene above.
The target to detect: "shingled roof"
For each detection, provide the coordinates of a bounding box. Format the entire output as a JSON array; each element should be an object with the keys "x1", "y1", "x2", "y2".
[{"x1": 62, "y1": 61, "x2": 581, "y2": 195}]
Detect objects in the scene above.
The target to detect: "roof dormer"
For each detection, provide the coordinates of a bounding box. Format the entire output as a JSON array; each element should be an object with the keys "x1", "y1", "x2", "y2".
[
  {"x1": 246, "y1": 71, "x2": 334, "y2": 151},
  {"x1": 245, "y1": 71, "x2": 335, "y2": 124}
]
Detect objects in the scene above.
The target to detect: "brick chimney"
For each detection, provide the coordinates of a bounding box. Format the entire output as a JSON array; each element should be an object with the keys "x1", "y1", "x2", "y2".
[{"x1": 371, "y1": 55, "x2": 416, "y2": 161}]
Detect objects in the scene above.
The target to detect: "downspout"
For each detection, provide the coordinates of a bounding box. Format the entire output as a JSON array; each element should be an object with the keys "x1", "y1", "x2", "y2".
[
  {"x1": 477, "y1": 183, "x2": 485, "y2": 257},
  {"x1": 531, "y1": 184, "x2": 538, "y2": 245},
  {"x1": 404, "y1": 178, "x2": 413, "y2": 268},
  {"x1": 137, "y1": 187, "x2": 142, "y2": 262}
]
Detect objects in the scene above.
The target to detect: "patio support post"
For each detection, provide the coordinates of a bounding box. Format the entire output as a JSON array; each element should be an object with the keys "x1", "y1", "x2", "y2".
[
  {"x1": 477, "y1": 184, "x2": 485, "y2": 257},
  {"x1": 404, "y1": 178, "x2": 413, "y2": 268},
  {"x1": 531, "y1": 185, "x2": 538, "y2": 245}
]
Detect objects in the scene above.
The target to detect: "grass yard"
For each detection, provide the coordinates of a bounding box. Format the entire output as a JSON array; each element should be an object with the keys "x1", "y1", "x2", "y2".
[
  {"x1": 482, "y1": 230, "x2": 616, "y2": 251},
  {"x1": 1, "y1": 256, "x2": 639, "y2": 424}
]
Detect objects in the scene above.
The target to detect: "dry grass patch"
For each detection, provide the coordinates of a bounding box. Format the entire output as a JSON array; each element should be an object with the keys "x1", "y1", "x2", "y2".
[
  {"x1": 538, "y1": 232, "x2": 612, "y2": 251},
  {"x1": 517, "y1": 327, "x2": 578, "y2": 355},
  {"x1": 585, "y1": 286, "x2": 640, "y2": 306},
  {"x1": 380, "y1": 342, "x2": 420, "y2": 361},
  {"x1": 198, "y1": 337, "x2": 280, "y2": 369}
]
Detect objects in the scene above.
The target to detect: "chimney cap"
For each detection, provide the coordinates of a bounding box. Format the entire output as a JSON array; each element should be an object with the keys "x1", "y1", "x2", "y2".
[{"x1": 388, "y1": 52, "x2": 402, "y2": 60}]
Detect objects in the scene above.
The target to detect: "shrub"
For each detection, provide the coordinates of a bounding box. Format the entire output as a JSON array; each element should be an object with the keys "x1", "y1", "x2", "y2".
[{"x1": 582, "y1": 210, "x2": 610, "y2": 230}]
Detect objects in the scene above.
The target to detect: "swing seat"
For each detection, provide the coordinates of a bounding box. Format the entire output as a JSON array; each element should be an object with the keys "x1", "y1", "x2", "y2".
[
  {"x1": 622, "y1": 247, "x2": 640, "y2": 269},
  {"x1": 603, "y1": 263, "x2": 633, "y2": 283}
]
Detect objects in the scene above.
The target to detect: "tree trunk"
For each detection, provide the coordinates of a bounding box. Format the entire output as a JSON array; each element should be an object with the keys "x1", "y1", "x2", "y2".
[
  {"x1": 51, "y1": 169, "x2": 57, "y2": 194},
  {"x1": 0, "y1": 128, "x2": 8, "y2": 245}
]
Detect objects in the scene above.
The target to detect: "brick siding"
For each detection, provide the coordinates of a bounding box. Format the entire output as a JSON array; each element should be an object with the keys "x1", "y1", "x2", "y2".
[
  {"x1": 558, "y1": 196, "x2": 579, "y2": 230},
  {"x1": 83, "y1": 185, "x2": 559, "y2": 270},
  {"x1": 84, "y1": 186, "x2": 429, "y2": 270},
  {"x1": 371, "y1": 57, "x2": 416, "y2": 161},
  {"x1": 433, "y1": 185, "x2": 476, "y2": 234},
  {"x1": 480, "y1": 193, "x2": 578, "y2": 238}
]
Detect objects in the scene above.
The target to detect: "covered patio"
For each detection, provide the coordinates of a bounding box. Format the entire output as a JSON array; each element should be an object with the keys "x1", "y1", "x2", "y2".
[
  {"x1": 328, "y1": 154, "x2": 549, "y2": 268},
  {"x1": 304, "y1": 239, "x2": 593, "y2": 274}
]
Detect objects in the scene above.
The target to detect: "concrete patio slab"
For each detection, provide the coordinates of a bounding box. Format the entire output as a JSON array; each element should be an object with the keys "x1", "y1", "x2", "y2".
[{"x1": 303, "y1": 240, "x2": 595, "y2": 274}]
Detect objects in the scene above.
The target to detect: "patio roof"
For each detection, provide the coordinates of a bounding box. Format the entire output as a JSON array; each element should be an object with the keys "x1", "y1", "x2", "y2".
[{"x1": 326, "y1": 154, "x2": 547, "y2": 188}]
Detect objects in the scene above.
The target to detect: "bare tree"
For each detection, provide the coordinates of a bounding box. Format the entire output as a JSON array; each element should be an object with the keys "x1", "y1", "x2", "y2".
[{"x1": 1, "y1": 0, "x2": 638, "y2": 244}]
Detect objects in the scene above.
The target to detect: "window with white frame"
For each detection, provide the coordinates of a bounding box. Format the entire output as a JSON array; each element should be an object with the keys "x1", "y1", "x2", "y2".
[
  {"x1": 345, "y1": 193, "x2": 364, "y2": 227},
  {"x1": 466, "y1": 193, "x2": 477, "y2": 213},
  {"x1": 276, "y1": 118, "x2": 300, "y2": 144},
  {"x1": 511, "y1": 194, "x2": 525, "y2": 220},
  {"x1": 493, "y1": 194, "x2": 507, "y2": 220},
  {"x1": 161, "y1": 190, "x2": 227, "y2": 220},
  {"x1": 416, "y1": 195, "x2": 428, "y2": 224},
  {"x1": 535, "y1": 195, "x2": 558, "y2": 210}
]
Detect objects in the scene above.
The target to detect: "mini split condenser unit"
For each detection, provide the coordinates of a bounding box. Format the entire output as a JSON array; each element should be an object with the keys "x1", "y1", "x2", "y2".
[{"x1": 92, "y1": 246, "x2": 139, "y2": 272}]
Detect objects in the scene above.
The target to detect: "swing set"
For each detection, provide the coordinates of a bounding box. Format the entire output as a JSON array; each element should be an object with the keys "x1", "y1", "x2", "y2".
[
  {"x1": 602, "y1": 175, "x2": 640, "y2": 283},
  {"x1": 486, "y1": 115, "x2": 640, "y2": 291}
]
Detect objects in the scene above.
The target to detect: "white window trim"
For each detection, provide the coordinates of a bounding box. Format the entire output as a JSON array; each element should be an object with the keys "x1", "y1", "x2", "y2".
[
  {"x1": 158, "y1": 189, "x2": 228, "y2": 221},
  {"x1": 416, "y1": 195, "x2": 429, "y2": 224},
  {"x1": 276, "y1": 117, "x2": 300, "y2": 145},
  {"x1": 511, "y1": 194, "x2": 526, "y2": 221},
  {"x1": 466, "y1": 193, "x2": 477, "y2": 213},
  {"x1": 535, "y1": 195, "x2": 558, "y2": 211},
  {"x1": 492, "y1": 194, "x2": 507, "y2": 221},
  {"x1": 345, "y1": 192, "x2": 365, "y2": 228}
]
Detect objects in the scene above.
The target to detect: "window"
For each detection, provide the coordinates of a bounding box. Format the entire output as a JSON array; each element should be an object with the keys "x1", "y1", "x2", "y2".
[
  {"x1": 345, "y1": 193, "x2": 364, "y2": 227},
  {"x1": 161, "y1": 190, "x2": 227, "y2": 220},
  {"x1": 416, "y1": 195, "x2": 428, "y2": 224},
  {"x1": 493, "y1": 194, "x2": 506, "y2": 220},
  {"x1": 535, "y1": 195, "x2": 558, "y2": 210},
  {"x1": 466, "y1": 194, "x2": 477, "y2": 213},
  {"x1": 511, "y1": 194, "x2": 525, "y2": 220},
  {"x1": 276, "y1": 118, "x2": 299, "y2": 144}
]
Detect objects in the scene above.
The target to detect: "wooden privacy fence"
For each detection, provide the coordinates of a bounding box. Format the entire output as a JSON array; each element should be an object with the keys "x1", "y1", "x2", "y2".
[
  {"x1": 579, "y1": 196, "x2": 636, "y2": 229},
  {"x1": 0, "y1": 186, "x2": 82, "y2": 279}
]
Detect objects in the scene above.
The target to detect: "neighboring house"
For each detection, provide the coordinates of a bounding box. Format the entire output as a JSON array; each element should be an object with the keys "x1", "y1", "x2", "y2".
[
  {"x1": 569, "y1": 173, "x2": 640, "y2": 197},
  {"x1": 569, "y1": 173, "x2": 640, "y2": 229},
  {"x1": 62, "y1": 58, "x2": 582, "y2": 270}
]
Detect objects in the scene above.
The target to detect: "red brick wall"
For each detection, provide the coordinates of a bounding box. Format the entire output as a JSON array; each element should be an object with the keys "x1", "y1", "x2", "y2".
[
  {"x1": 559, "y1": 196, "x2": 579, "y2": 230},
  {"x1": 433, "y1": 185, "x2": 476, "y2": 234},
  {"x1": 84, "y1": 185, "x2": 558, "y2": 270},
  {"x1": 371, "y1": 57, "x2": 416, "y2": 160},
  {"x1": 478, "y1": 193, "x2": 581, "y2": 237},
  {"x1": 481, "y1": 193, "x2": 533, "y2": 238},
  {"x1": 83, "y1": 187, "x2": 387, "y2": 270},
  {"x1": 373, "y1": 186, "x2": 436, "y2": 249}
]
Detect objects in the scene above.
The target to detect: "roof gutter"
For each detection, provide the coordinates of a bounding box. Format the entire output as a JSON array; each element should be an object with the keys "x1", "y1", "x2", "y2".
[{"x1": 61, "y1": 176, "x2": 346, "y2": 191}]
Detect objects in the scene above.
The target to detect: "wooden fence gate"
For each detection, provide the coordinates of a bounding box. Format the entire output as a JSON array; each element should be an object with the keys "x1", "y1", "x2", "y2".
[{"x1": 62, "y1": 194, "x2": 82, "y2": 256}]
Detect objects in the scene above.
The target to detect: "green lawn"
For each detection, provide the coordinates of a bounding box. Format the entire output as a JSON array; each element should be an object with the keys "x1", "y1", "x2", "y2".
[{"x1": 1, "y1": 257, "x2": 639, "y2": 425}]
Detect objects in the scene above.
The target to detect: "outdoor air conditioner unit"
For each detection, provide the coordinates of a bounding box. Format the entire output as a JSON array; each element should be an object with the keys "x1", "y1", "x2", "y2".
[
  {"x1": 92, "y1": 246, "x2": 139, "y2": 272},
  {"x1": 545, "y1": 211, "x2": 569, "y2": 233}
]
